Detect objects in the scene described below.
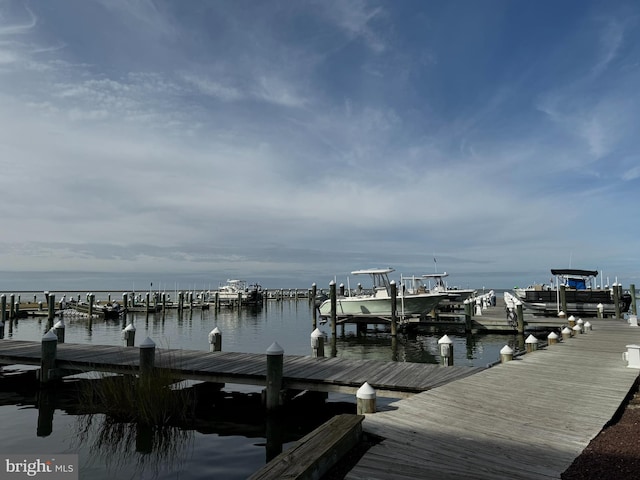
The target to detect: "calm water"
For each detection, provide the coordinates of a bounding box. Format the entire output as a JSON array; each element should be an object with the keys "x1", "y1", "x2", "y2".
[{"x1": 0, "y1": 290, "x2": 519, "y2": 479}]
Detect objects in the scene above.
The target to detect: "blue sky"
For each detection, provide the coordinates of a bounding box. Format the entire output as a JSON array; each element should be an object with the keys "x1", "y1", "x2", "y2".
[{"x1": 0, "y1": 0, "x2": 639, "y2": 291}]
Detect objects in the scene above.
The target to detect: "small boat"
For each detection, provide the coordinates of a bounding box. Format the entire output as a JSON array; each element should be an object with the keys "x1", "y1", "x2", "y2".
[
  {"x1": 405, "y1": 273, "x2": 477, "y2": 305},
  {"x1": 210, "y1": 280, "x2": 264, "y2": 307},
  {"x1": 513, "y1": 268, "x2": 632, "y2": 317},
  {"x1": 318, "y1": 268, "x2": 448, "y2": 319},
  {"x1": 70, "y1": 300, "x2": 126, "y2": 319}
]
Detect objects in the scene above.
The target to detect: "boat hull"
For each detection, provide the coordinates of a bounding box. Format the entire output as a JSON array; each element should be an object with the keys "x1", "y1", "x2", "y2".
[
  {"x1": 514, "y1": 289, "x2": 632, "y2": 317},
  {"x1": 318, "y1": 293, "x2": 446, "y2": 318}
]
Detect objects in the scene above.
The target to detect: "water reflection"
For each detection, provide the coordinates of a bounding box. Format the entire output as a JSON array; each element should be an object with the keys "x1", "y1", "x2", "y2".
[{"x1": 73, "y1": 415, "x2": 192, "y2": 479}]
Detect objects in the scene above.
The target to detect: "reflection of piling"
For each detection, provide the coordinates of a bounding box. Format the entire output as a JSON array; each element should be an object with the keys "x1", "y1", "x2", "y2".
[
  {"x1": 265, "y1": 414, "x2": 284, "y2": 462},
  {"x1": 135, "y1": 423, "x2": 154, "y2": 454},
  {"x1": 36, "y1": 389, "x2": 55, "y2": 437}
]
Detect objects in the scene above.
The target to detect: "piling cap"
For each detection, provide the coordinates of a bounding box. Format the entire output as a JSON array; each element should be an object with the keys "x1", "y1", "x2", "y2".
[
  {"x1": 562, "y1": 327, "x2": 572, "y2": 334},
  {"x1": 573, "y1": 324, "x2": 582, "y2": 332},
  {"x1": 53, "y1": 320, "x2": 65, "y2": 329},
  {"x1": 568, "y1": 315, "x2": 576, "y2": 322},
  {"x1": 356, "y1": 382, "x2": 376, "y2": 400},
  {"x1": 267, "y1": 341, "x2": 284, "y2": 355},
  {"x1": 42, "y1": 330, "x2": 58, "y2": 341},
  {"x1": 329, "y1": 280, "x2": 335, "y2": 286},
  {"x1": 124, "y1": 323, "x2": 136, "y2": 332},
  {"x1": 577, "y1": 318, "x2": 584, "y2": 325},
  {"x1": 500, "y1": 345, "x2": 514, "y2": 355},
  {"x1": 211, "y1": 326, "x2": 221, "y2": 335},
  {"x1": 311, "y1": 328, "x2": 323, "y2": 338},
  {"x1": 558, "y1": 311, "x2": 566, "y2": 318},
  {"x1": 525, "y1": 334, "x2": 538, "y2": 344},
  {"x1": 547, "y1": 332, "x2": 559, "y2": 339},
  {"x1": 140, "y1": 336, "x2": 155, "y2": 348},
  {"x1": 438, "y1": 334, "x2": 453, "y2": 345},
  {"x1": 597, "y1": 303, "x2": 604, "y2": 310},
  {"x1": 584, "y1": 321, "x2": 592, "y2": 328}
]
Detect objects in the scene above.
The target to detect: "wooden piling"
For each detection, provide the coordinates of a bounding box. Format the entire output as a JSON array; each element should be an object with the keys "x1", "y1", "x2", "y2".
[
  {"x1": 516, "y1": 301, "x2": 524, "y2": 334},
  {"x1": 266, "y1": 342, "x2": 284, "y2": 411},
  {"x1": 390, "y1": 281, "x2": 397, "y2": 337},
  {"x1": 88, "y1": 293, "x2": 94, "y2": 318},
  {"x1": 1, "y1": 295, "x2": 5, "y2": 326},
  {"x1": 139, "y1": 337, "x2": 156, "y2": 376},
  {"x1": 311, "y1": 283, "x2": 317, "y2": 330},
  {"x1": 209, "y1": 327, "x2": 222, "y2": 352},
  {"x1": 613, "y1": 284, "x2": 621, "y2": 319},
  {"x1": 47, "y1": 294, "x2": 55, "y2": 326},
  {"x1": 547, "y1": 331, "x2": 559, "y2": 345},
  {"x1": 330, "y1": 281, "x2": 337, "y2": 338},
  {"x1": 53, "y1": 319, "x2": 65, "y2": 343},
  {"x1": 356, "y1": 382, "x2": 376, "y2": 414},
  {"x1": 9, "y1": 293, "x2": 15, "y2": 320},
  {"x1": 40, "y1": 330, "x2": 58, "y2": 384},
  {"x1": 630, "y1": 284, "x2": 637, "y2": 316},
  {"x1": 525, "y1": 334, "x2": 538, "y2": 353},
  {"x1": 499, "y1": 345, "x2": 514, "y2": 363},
  {"x1": 123, "y1": 323, "x2": 136, "y2": 347},
  {"x1": 559, "y1": 285, "x2": 567, "y2": 315},
  {"x1": 438, "y1": 334, "x2": 454, "y2": 366},
  {"x1": 311, "y1": 328, "x2": 325, "y2": 358}
]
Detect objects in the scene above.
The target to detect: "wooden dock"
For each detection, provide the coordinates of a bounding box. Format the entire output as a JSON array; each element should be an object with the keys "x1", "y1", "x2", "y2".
[
  {"x1": 344, "y1": 318, "x2": 640, "y2": 479},
  {"x1": 0, "y1": 340, "x2": 483, "y2": 398}
]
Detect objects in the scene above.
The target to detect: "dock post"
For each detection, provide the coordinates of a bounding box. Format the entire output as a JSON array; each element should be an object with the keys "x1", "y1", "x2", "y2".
[
  {"x1": 311, "y1": 328, "x2": 325, "y2": 357},
  {"x1": 464, "y1": 299, "x2": 472, "y2": 331},
  {"x1": 265, "y1": 342, "x2": 284, "y2": 411},
  {"x1": 547, "y1": 331, "x2": 559, "y2": 345},
  {"x1": 559, "y1": 285, "x2": 567, "y2": 316},
  {"x1": 584, "y1": 321, "x2": 592, "y2": 332},
  {"x1": 14, "y1": 301, "x2": 20, "y2": 320},
  {"x1": 499, "y1": 345, "x2": 514, "y2": 363},
  {"x1": 516, "y1": 301, "x2": 524, "y2": 334},
  {"x1": 330, "y1": 281, "x2": 337, "y2": 338},
  {"x1": 209, "y1": 327, "x2": 222, "y2": 352},
  {"x1": 576, "y1": 318, "x2": 584, "y2": 333},
  {"x1": 525, "y1": 334, "x2": 538, "y2": 353},
  {"x1": 597, "y1": 303, "x2": 604, "y2": 319},
  {"x1": 40, "y1": 330, "x2": 58, "y2": 384},
  {"x1": 631, "y1": 284, "x2": 637, "y2": 316},
  {"x1": 139, "y1": 337, "x2": 156, "y2": 377},
  {"x1": 438, "y1": 334, "x2": 454, "y2": 366},
  {"x1": 568, "y1": 315, "x2": 576, "y2": 328},
  {"x1": 9, "y1": 293, "x2": 15, "y2": 319},
  {"x1": 573, "y1": 324, "x2": 582, "y2": 336},
  {"x1": 311, "y1": 283, "x2": 317, "y2": 330},
  {"x1": 122, "y1": 323, "x2": 136, "y2": 346},
  {"x1": 1, "y1": 295, "x2": 5, "y2": 327},
  {"x1": 145, "y1": 292, "x2": 150, "y2": 313},
  {"x1": 390, "y1": 281, "x2": 397, "y2": 337},
  {"x1": 356, "y1": 382, "x2": 376, "y2": 414},
  {"x1": 122, "y1": 293, "x2": 128, "y2": 313},
  {"x1": 88, "y1": 293, "x2": 94, "y2": 318},
  {"x1": 53, "y1": 319, "x2": 65, "y2": 343},
  {"x1": 47, "y1": 294, "x2": 55, "y2": 327},
  {"x1": 561, "y1": 326, "x2": 572, "y2": 341},
  {"x1": 613, "y1": 284, "x2": 621, "y2": 319}
]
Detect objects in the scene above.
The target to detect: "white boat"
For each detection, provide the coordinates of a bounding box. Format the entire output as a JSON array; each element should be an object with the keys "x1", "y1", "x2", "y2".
[
  {"x1": 210, "y1": 280, "x2": 264, "y2": 306},
  {"x1": 417, "y1": 273, "x2": 476, "y2": 303},
  {"x1": 318, "y1": 268, "x2": 447, "y2": 318},
  {"x1": 513, "y1": 268, "x2": 632, "y2": 317}
]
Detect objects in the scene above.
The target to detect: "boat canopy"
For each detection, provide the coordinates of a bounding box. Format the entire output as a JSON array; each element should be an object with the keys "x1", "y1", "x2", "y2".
[
  {"x1": 422, "y1": 273, "x2": 449, "y2": 279},
  {"x1": 351, "y1": 268, "x2": 395, "y2": 275},
  {"x1": 550, "y1": 269, "x2": 598, "y2": 277}
]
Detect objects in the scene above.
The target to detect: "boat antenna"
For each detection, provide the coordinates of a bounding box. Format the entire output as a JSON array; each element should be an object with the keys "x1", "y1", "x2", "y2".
[{"x1": 433, "y1": 255, "x2": 437, "y2": 273}]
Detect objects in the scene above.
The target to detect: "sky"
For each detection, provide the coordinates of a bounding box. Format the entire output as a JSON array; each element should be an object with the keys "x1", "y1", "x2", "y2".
[{"x1": 0, "y1": 0, "x2": 639, "y2": 291}]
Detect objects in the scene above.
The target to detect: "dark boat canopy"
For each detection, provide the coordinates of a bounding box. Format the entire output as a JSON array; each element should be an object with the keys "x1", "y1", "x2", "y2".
[{"x1": 550, "y1": 269, "x2": 598, "y2": 277}]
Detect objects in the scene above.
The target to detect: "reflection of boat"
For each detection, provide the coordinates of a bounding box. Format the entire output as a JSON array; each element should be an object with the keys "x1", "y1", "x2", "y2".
[
  {"x1": 211, "y1": 280, "x2": 264, "y2": 306},
  {"x1": 513, "y1": 268, "x2": 632, "y2": 317},
  {"x1": 318, "y1": 268, "x2": 447, "y2": 318}
]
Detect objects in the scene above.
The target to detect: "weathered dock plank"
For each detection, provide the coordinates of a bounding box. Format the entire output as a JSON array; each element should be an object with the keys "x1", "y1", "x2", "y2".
[
  {"x1": 345, "y1": 319, "x2": 640, "y2": 479},
  {"x1": 0, "y1": 340, "x2": 483, "y2": 397}
]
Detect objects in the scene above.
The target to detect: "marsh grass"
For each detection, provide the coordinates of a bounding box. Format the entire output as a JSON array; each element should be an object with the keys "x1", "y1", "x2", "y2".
[{"x1": 80, "y1": 351, "x2": 195, "y2": 426}]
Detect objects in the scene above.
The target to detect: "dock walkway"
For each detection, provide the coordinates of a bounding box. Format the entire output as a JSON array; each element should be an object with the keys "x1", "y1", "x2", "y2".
[
  {"x1": 0, "y1": 340, "x2": 483, "y2": 398},
  {"x1": 345, "y1": 319, "x2": 640, "y2": 479}
]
